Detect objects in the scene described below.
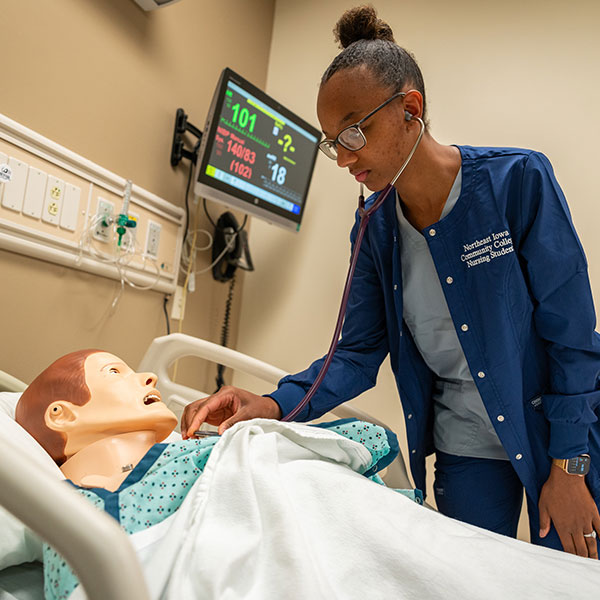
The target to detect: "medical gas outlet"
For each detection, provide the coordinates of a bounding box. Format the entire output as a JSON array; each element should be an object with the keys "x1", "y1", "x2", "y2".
[
  {"x1": 121, "y1": 211, "x2": 139, "y2": 251},
  {"x1": 0, "y1": 111, "x2": 184, "y2": 294},
  {"x1": 93, "y1": 198, "x2": 115, "y2": 243},
  {"x1": 116, "y1": 212, "x2": 137, "y2": 247}
]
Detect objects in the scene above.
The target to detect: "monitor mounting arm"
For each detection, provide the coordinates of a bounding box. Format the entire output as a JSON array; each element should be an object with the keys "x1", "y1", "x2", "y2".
[{"x1": 170, "y1": 108, "x2": 203, "y2": 167}]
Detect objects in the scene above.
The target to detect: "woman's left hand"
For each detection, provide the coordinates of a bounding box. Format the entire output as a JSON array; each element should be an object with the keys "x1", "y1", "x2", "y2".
[{"x1": 538, "y1": 466, "x2": 600, "y2": 559}]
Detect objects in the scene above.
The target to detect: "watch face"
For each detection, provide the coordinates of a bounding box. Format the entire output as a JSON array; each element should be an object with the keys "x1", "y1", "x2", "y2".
[{"x1": 567, "y1": 455, "x2": 591, "y2": 475}]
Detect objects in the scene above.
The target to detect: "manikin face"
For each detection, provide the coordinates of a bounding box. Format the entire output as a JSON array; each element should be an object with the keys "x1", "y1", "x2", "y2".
[
  {"x1": 317, "y1": 66, "x2": 418, "y2": 193},
  {"x1": 49, "y1": 352, "x2": 177, "y2": 458}
]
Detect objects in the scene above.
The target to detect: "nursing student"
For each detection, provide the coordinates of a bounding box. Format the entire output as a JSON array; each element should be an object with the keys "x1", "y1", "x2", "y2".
[{"x1": 182, "y1": 5, "x2": 600, "y2": 557}]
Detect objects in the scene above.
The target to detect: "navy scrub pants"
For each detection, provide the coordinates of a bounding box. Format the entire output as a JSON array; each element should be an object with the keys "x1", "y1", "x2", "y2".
[
  {"x1": 433, "y1": 450, "x2": 524, "y2": 538},
  {"x1": 432, "y1": 451, "x2": 585, "y2": 551}
]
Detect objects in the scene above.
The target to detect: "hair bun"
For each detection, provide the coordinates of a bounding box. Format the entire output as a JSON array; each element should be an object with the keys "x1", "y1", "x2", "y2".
[{"x1": 334, "y1": 5, "x2": 395, "y2": 49}]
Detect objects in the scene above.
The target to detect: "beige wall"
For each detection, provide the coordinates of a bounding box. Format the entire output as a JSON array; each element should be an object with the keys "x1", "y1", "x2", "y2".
[
  {"x1": 0, "y1": 0, "x2": 275, "y2": 385},
  {"x1": 235, "y1": 0, "x2": 600, "y2": 521},
  {"x1": 3, "y1": 0, "x2": 599, "y2": 534}
]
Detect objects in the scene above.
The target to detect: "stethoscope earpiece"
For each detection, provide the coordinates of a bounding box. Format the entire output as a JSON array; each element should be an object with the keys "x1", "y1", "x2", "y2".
[{"x1": 404, "y1": 111, "x2": 413, "y2": 121}]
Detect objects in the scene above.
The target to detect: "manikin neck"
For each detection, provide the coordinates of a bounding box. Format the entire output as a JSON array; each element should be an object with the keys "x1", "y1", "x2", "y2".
[{"x1": 60, "y1": 431, "x2": 158, "y2": 492}]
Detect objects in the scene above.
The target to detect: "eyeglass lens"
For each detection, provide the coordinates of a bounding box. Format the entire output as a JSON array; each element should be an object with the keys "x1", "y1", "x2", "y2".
[
  {"x1": 338, "y1": 127, "x2": 365, "y2": 151},
  {"x1": 319, "y1": 141, "x2": 337, "y2": 160},
  {"x1": 319, "y1": 127, "x2": 365, "y2": 159}
]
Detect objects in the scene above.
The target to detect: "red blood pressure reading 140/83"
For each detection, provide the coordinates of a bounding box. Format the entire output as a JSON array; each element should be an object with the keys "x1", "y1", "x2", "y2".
[{"x1": 227, "y1": 140, "x2": 256, "y2": 164}]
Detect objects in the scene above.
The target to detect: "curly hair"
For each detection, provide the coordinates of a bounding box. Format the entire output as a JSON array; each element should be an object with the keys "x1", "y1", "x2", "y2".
[{"x1": 322, "y1": 5, "x2": 428, "y2": 124}]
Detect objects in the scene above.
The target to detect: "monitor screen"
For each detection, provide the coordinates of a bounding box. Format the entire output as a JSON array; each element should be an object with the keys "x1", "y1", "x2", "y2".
[{"x1": 194, "y1": 68, "x2": 320, "y2": 232}]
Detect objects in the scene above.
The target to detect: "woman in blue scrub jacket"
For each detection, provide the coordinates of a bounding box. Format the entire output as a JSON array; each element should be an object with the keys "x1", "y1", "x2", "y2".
[{"x1": 182, "y1": 6, "x2": 600, "y2": 558}]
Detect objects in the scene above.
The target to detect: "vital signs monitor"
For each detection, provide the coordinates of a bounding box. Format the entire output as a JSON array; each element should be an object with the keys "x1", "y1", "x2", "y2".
[{"x1": 194, "y1": 68, "x2": 320, "y2": 232}]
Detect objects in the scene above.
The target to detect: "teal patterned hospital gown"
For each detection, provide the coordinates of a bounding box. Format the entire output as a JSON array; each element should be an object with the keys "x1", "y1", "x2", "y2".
[{"x1": 44, "y1": 419, "x2": 421, "y2": 599}]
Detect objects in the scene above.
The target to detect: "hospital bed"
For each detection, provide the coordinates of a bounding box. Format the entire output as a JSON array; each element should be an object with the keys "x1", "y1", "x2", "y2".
[{"x1": 0, "y1": 333, "x2": 413, "y2": 600}]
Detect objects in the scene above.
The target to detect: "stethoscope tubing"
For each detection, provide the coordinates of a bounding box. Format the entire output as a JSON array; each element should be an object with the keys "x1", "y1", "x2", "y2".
[{"x1": 282, "y1": 117, "x2": 425, "y2": 422}]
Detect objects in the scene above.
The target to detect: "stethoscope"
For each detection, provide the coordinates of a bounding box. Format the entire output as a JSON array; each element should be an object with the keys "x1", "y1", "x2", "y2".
[{"x1": 282, "y1": 115, "x2": 425, "y2": 422}]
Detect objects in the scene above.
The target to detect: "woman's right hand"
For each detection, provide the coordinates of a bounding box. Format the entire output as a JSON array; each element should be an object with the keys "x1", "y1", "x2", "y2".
[{"x1": 180, "y1": 386, "x2": 282, "y2": 439}]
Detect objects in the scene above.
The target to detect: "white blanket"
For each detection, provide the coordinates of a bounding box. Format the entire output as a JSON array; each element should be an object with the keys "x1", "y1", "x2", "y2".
[{"x1": 74, "y1": 419, "x2": 600, "y2": 599}]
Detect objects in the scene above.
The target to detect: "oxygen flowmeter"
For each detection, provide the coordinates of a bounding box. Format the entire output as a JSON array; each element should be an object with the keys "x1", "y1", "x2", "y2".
[{"x1": 111, "y1": 179, "x2": 137, "y2": 246}]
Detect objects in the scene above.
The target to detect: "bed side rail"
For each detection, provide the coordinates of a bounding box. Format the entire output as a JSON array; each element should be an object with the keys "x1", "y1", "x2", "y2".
[
  {"x1": 138, "y1": 333, "x2": 414, "y2": 490},
  {"x1": 0, "y1": 436, "x2": 150, "y2": 600},
  {"x1": 138, "y1": 333, "x2": 287, "y2": 407},
  {"x1": 0, "y1": 370, "x2": 27, "y2": 393}
]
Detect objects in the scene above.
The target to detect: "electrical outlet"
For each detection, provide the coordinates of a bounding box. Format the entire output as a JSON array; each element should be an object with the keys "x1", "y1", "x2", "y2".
[
  {"x1": 145, "y1": 220, "x2": 161, "y2": 258},
  {"x1": 171, "y1": 285, "x2": 185, "y2": 320},
  {"x1": 93, "y1": 198, "x2": 115, "y2": 242}
]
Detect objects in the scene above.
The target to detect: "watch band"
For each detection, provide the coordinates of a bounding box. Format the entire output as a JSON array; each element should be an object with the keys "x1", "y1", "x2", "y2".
[
  {"x1": 552, "y1": 454, "x2": 591, "y2": 476},
  {"x1": 552, "y1": 458, "x2": 570, "y2": 472}
]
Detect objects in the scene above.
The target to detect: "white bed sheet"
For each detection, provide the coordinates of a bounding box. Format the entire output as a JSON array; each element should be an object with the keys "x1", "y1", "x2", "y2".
[
  {"x1": 0, "y1": 563, "x2": 43, "y2": 600},
  {"x1": 4, "y1": 334, "x2": 600, "y2": 600},
  {"x1": 69, "y1": 418, "x2": 600, "y2": 600}
]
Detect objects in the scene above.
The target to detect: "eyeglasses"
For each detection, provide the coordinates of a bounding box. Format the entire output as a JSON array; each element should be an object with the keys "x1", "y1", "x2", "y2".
[{"x1": 318, "y1": 92, "x2": 406, "y2": 160}]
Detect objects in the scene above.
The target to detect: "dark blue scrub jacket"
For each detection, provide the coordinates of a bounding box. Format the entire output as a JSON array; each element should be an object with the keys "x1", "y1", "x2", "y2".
[{"x1": 270, "y1": 146, "x2": 600, "y2": 548}]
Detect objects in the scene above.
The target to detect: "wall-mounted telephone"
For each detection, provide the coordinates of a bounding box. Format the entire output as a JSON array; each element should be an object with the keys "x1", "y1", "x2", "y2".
[
  {"x1": 211, "y1": 212, "x2": 254, "y2": 282},
  {"x1": 212, "y1": 211, "x2": 253, "y2": 391}
]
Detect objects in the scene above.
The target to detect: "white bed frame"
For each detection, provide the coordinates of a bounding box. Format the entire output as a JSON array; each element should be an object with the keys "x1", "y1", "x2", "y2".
[
  {"x1": 0, "y1": 333, "x2": 414, "y2": 600},
  {"x1": 138, "y1": 334, "x2": 413, "y2": 490}
]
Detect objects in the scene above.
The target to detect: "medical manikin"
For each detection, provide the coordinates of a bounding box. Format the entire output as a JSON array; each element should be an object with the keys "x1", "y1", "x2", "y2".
[
  {"x1": 15, "y1": 350, "x2": 600, "y2": 600},
  {"x1": 15, "y1": 349, "x2": 398, "y2": 600},
  {"x1": 16, "y1": 350, "x2": 178, "y2": 491}
]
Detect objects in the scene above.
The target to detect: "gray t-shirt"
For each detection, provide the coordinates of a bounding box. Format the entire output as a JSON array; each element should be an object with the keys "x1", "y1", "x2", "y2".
[{"x1": 397, "y1": 169, "x2": 508, "y2": 460}]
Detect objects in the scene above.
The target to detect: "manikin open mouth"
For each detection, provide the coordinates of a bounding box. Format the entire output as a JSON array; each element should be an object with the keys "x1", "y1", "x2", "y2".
[{"x1": 143, "y1": 393, "x2": 161, "y2": 405}]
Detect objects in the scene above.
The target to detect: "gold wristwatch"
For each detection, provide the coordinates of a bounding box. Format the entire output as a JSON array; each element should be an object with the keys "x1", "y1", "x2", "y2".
[{"x1": 552, "y1": 454, "x2": 590, "y2": 476}]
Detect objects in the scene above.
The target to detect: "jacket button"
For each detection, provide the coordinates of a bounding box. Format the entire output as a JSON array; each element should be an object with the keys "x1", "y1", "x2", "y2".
[
  {"x1": 497, "y1": 415, "x2": 505, "y2": 422},
  {"x1": 516, "y1": 453, "x2": 523, "y2": 460},
  {"x1": 477, "y1": 371, "x2": 485, "y2": 379},
  {"x1": 446, "y1": 276, "x2": 453, "y2": 284},
  {"x1": 394, "y1": 284, "x2": 398, "y2": 291},
  {"x1": 429, "y1": 228, "x2": 436, "y2": 237},
  {"x1": 407, "y1": 413, "x2": 413, "y2": 419},
  {"x1": 461, "y1": 324, "x2": 469, "y2": 332}
]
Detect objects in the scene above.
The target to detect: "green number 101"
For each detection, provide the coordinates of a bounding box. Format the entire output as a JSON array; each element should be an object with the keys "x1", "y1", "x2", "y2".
[{"x1": 231, "y1": 103, "x2": 257, "y2": 133}]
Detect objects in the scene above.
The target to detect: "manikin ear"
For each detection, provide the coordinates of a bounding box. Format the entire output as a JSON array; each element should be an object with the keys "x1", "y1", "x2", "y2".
[{"x1": 44, "y1": 401, "x2": 79, "y2": 433}]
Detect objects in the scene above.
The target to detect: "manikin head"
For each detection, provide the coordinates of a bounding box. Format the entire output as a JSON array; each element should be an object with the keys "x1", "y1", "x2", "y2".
[{"x1": 15, "y1": 350, "x2": 177, "y2": 465}]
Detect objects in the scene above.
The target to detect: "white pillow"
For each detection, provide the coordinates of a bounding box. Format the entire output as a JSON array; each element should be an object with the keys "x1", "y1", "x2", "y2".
[
  {"x1": 0, "y1": 391, "x2": 21, "y2": 419},
  {"x1": 0, "y1": 391, "x2": 65, "y2": 570}
]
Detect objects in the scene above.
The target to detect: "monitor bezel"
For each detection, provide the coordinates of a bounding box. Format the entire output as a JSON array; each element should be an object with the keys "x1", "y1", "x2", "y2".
[{"x1": 193, "y1": 68, "x2": 320, "y2": 233}]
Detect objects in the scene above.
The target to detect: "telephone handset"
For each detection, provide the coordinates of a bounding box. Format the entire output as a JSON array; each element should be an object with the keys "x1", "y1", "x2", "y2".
[
  {"x1": 211, "y1": 212, "x2": 254, "y2": 282},
  {"x1": 212, "y1": 211, "x2": 254, "y2": 391}
]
